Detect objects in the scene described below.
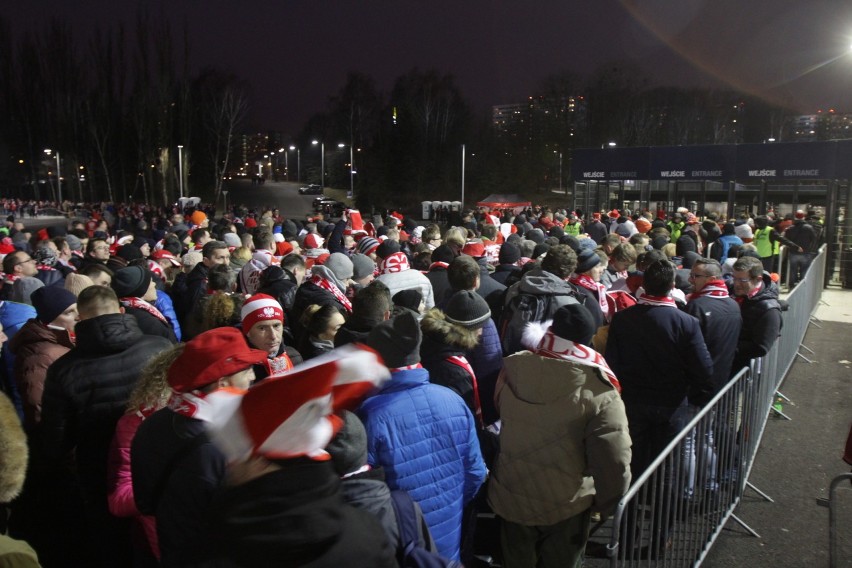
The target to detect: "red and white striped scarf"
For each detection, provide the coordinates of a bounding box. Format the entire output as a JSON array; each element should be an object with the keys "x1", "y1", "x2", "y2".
[
  {"x1": 379, "y1": 252, "x2": 410, "y2": 274},
  {"x1": 687, "y1": 278, "x2": 729, "y2": 302},
  {"x1": 308, "y1": 273, "x2": 353, "y2": 313},
  {"x1": 120, "y1": 297, "x2": 168, "y2": 324},
  {"x1": 428, "y1": 261, "x2": 449, "y2": 272},
  {"x1": 535, "y1": 330, "x2": 621, "y2": 392},
  {"x1": 168, "y1": 387, "x2": 247, "y2": 420},
  {"x1": 570, "y1": 273, "x2": 609, "y2": 318},
  {"x1": 445, "y1": 355, "x2": 484, "y2": 428},
  {"x1": 637, "y1": 293, "x2": 677, "y2": 308}
]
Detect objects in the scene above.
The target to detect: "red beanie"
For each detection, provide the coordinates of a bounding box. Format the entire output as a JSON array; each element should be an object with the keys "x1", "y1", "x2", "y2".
[{"x1": 241, "y1": 294, "x2": 284, "y2": 333}]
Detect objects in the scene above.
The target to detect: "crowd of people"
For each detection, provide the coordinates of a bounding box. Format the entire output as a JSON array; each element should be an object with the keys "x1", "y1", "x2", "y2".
[{"x1": 0, "y1": 200, "x2": 823, "y2": 567}]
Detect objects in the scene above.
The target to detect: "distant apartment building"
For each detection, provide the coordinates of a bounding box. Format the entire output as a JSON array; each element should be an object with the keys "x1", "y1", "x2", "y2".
[
  {"x1": 788, "y1": 110, "x2": 852, "y2": 141},
  {"x1": 492, "y1": 95, "x2": 587, "y2": 152}
]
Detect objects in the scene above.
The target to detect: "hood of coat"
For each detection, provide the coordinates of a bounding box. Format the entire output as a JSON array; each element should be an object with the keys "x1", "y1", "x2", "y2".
[
  {"x1": 502, "y1": 351, "x2": 605, "y2": 404},
  {"x1": 8, "y1": 318, "x2": 73, "y2": 355},
  {"x1": 74, "y1": 313, "x2": 144, "y2": 355},
  {"x1": 517, "y1": 267, "x2": 575, "y2": 297},
  {"x1": 0, "y1": 392, "x2": 27, "y2": 503},
  {"x1": 420, "y1": 308, "x2": 479, "y2": 351}
]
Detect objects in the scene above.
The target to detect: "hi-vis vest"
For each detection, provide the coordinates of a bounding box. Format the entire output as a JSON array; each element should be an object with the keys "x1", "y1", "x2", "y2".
[
  {"x1": 565, "y1": 222, "x2": 582, "y2": 236},
  {"x1": 753, "y1": 228, "x2": 779, "y2": 258},
  {"x1": 667, "y1": 221, "x2": 685, "y2": 241}
]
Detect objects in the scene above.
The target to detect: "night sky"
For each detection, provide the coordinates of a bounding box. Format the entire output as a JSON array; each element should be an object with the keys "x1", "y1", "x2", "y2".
[{"x1": 5, "y1": 0, "x2": 852, "y2": 134}]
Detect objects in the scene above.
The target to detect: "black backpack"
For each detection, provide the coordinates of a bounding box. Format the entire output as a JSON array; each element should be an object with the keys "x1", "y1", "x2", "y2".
[
  {"x1": 499, "y1": 290, "x2": 573, "y2": 355},
  {"x1": 389, "y1": 490, "x2": 462, "y2": 568}
]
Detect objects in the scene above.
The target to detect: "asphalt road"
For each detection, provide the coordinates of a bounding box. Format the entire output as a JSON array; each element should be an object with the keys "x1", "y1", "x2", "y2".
[{"x1": 223, "y1": 179, "x2": 323, "y2": 219}]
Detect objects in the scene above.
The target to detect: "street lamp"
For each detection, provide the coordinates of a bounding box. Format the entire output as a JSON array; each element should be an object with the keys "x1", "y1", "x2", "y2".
[
  {"x1": 223, "y1": 190, "x2": 229, "y2": 215},
  {"x1": 177, "y1": 145, "x2": 184, "y2": 198},
  {"x1": 311, "y1": 140, "x2": 325, "y2": 190},
  {"x1": 290, "y1": 145, "x2": 300, "y2": 182},
  {"x1": 44, "y1": 148, "x2": 62, "y2": 204}
]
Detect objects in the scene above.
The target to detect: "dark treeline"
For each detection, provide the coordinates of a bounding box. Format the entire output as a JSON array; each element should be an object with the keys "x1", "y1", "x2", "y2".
[
  {"x1": 0, "y1": 14, "x2": 247, "y2": 207},
  {"x1": 297, "y1": 62, "x2": 790, "y2": 210},
  {"x1": 1, "y1": 14, "x2": 792, "y2": 210}
]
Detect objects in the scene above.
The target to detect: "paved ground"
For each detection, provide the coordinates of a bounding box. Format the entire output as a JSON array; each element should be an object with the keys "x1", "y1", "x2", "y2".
[{"x1": 702, "y1": 285, "x2": 852, "y2": 567}]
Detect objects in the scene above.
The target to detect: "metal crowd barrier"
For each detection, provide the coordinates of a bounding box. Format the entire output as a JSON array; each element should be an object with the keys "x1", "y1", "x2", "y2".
[{"x1": 600, "y1": 246, "x2": 828, "y2": 567}]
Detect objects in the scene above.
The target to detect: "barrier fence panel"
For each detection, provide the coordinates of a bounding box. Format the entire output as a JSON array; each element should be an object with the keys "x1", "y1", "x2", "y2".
[{"x1": 602, "y1": 246, "x2": 828, "y2": 567}]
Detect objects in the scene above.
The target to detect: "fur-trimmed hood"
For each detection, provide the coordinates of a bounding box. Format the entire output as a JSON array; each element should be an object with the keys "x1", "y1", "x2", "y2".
[
  {"x1": 420, "y1": 307, "x2": 479, "y2": 350},
  {"x1": 0, "y1": 392, "x2": 28, "y2": 503}
]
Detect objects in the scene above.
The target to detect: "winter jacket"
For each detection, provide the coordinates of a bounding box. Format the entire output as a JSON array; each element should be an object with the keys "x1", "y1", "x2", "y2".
[
  {"x1": 490, "y1": 264, "x2": 521, "y2": 287},
  {"x1": 425, "y1": 266, "x2": 452, "y2": 306},
  {"x1": 420, "y1": 308, "x2": 481, "y2": 417},
  {"x1": 377, "y1": 268, "x2": 436, "y2": 310},
  {"x1": 502, "y1": 267, "x2": 581, "y2": 314},
  {"x1": 107, "y1": 411, "x2": 159, "y2": 560},
  {"x1": 605, "y1": 304, "x2": 714, "y2": 408},
  {"x1": 340, "y1": 466, "x2": 437, "y2": 555},
  {"x1": 467, "y1": 318, "x2": 503, "y2": 425},
  {"x1": 732, "y1": 273, "x2": 783, "y2": 373},
  {"x1": 0, "y1": 301, "x2": 36, "y2": 421},
  {"x1": 8, "y1": 319, "x2": 74, "y2": 428},
  {"x1": 488, "y1": 351, "x2": 632, "y2": 525},
  {"x1": 784, "y1": 219, "x2": 819, "y2": 253},
  {"x1": 713, "y1": 234, "x2": 743, "y2": 262},
  {"x1": 154, "y1": 289, "x2": 182, "y2": 342},
  {"x1": 208, "y1": 459, "x2": 396, "y2": 568},
  {"x1": 123, "y1": 305, "x2": 177, "y2": 342},
  {"x1": 358, "y1": 367, "x2": 487, "y2": 560},
  {"x1": 475, "y1": 258, "x2": 506, "y2": 319},
  {"x1": 132, "y1": 409, "x2": 226, "y2": 567},
  {"x1": 41, "y1": 314, "x2": 172, "y2": 496},
  {"x1": 587, "y1": 220, "x2": 608, "y2": 244},
  {"x1": 172, "y1": 262, "x2": 209, "y2": 327},
  {"x1": 684, "y1": 293, "x2": 742, "y2": 392}
]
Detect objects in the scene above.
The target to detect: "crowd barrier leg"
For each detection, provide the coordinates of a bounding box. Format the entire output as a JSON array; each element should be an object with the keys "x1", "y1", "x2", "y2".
[{"x1": 816, "y1": 472, "x2": 852, "y2": 568}]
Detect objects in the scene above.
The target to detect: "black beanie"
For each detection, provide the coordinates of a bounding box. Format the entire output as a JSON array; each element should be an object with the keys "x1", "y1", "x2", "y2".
[
  {"x1": 559, "y1": 235, "x2": 581, "y2": 252},
  {"x1": 375, "y1": 240, "x2": 400, "y2": 260},
  {"x1": 393, "y1": 289, "x2": 423, "y2": 312},
  {"x1": 549, "y1": 225, "x2": 565, "y2": 239},
  {"x1": 112, "y1": 265, "x2": 152, "y2": 298},
  {"x1": 31, "y1": 287, "x2": 77, "y2": 325},
  {"x1": 498, "y1": 243, "x2": 521, "y2": 265},
  {"x1": 116, "y1": 243, "x2": 143, "y2": 262},
  {"x1": 532, "y1": 243, "x2": 550, "y2": 259},
  {"x1": 367, "y1": 310, "x2": 422, "y2": 369},
  {"x1": 526, "y1": 228, "x2": 545, "y2": 245},
  {"x1": 444, "y1": 290, "x2": 491, "y2": 330},
  {"x1": 325, "y1": 410, "x2": 368, "y2": 477},
  {"x1": 551, "y1": 304, "x2": 596, "y2": 346},
  {"x1": 431, "y1": 244, "x2": 456, "y2": 264},
  {"x1": 576, "y1": 248, "x2": 601, "y2": 273}
]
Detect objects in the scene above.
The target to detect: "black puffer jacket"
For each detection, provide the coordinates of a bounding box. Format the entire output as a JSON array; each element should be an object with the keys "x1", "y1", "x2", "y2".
[
  {"x1": 420, "y1": 308, "x2": 480, "y2": 417},
  {"x1": 41, "y1": 314, "x2": 172, "y2": 495},
  {"x1": 732, "y1": 272, "x2": 783, "y2": 372},
  {"x1": 208, "y1": 459, "x2": 396, "y2": 568}
]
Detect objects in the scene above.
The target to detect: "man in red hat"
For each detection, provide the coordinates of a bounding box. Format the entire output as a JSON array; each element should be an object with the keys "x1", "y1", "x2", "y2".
[
  {"x1": 240, "y1": 293, "x2": 300, "y2": 379},
  {"x1": 131, "y1": 327, "x2": 268, "y2": 567}
]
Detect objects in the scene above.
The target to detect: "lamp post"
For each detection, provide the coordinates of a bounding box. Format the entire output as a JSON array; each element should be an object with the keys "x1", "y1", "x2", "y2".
[
  {"x1": 177, "y1": 145, "x2": 184, "y2": 198},
  {"x1": 222, "y1": 190, "x2": 229, "y2": 216},
  {"x1": 43, "y1": 149, "x2": 62, "y2": 204},
  {"x1": 311, "y1": 140, "x2": 325, "y2": 190},
  {"x1": 290, "y1": 145, "x2": 300, "y2": 182}
]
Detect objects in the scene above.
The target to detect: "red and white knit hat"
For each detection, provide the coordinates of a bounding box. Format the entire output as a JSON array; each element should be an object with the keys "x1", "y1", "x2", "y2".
[
  {"x1": 241, "y1": 293, "x2": 284, "y2": 333},
  {"x1": 303, "y1": 233, "x2": 324, "y2": 250},
  {"x1": 203, "y1": 344, "x2": 390, "y2": 462}
]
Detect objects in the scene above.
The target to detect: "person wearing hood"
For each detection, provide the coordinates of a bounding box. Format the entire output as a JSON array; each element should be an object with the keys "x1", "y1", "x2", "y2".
[
  {"x1": 711, "y1": 223, "x2": 743, "y2": 263},
  {"x1": 9, "y1": 287, "x2": 78, "y2": 430},
  {"x1": 0, "y1": 389, "x2": 40, "y2": 567},
  {"x1": 297, "y1": 303, "x2": 346, "y2": 360},
  {"x1": 730, "y1": 256, "x2": 783, "y2": 374},
  {"x1": 488, "y1": 304, "x2": 631, "y2": 568},
  {"x1": 257, "y1": 254, "x2": 307, "y2": 319}
]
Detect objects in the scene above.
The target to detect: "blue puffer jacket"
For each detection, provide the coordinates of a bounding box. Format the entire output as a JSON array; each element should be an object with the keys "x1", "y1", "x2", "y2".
[
  {"x1": 0, "y1": 300, "x2": 37, "y2": 421},
  {"x1": 467, "y1": 318, "x2": 503, "y2": 425},
  {"x1": 358, "y1": 367, "x2": 487, "y2": 561},
  {"x1": 154, "y1": 289, "x2": 182, "y2": 342}
]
